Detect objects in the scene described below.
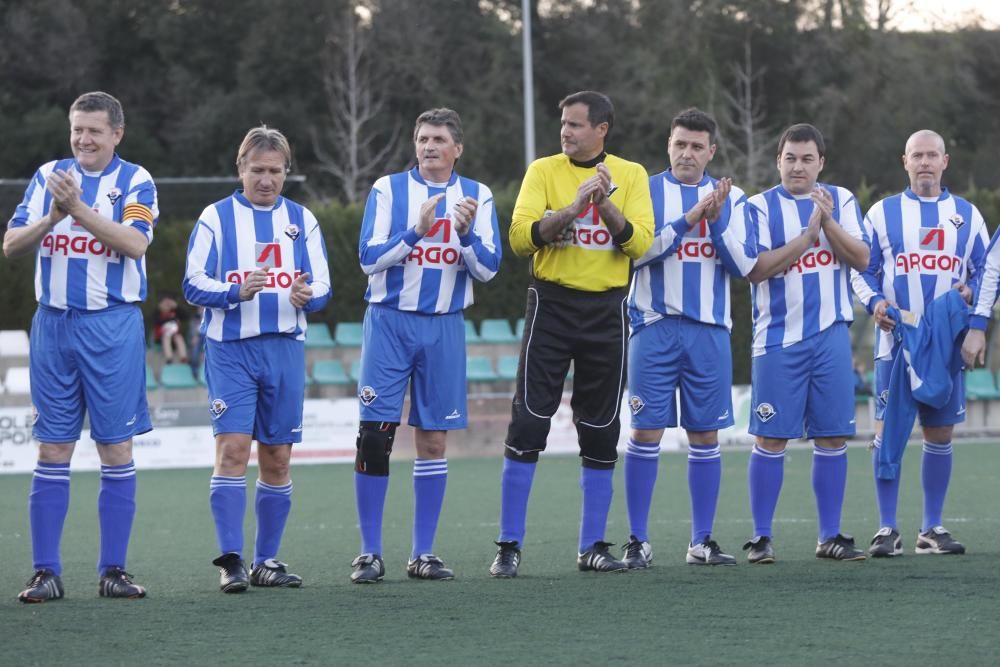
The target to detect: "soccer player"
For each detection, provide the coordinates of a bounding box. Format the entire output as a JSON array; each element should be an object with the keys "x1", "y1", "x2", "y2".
[
  {"x1": 743, "y1": 123, "x2": 870, "y2": 564},
  {"x1": 183, "y1": 126, "x2": 332, "y2": 592},
  {"x1": 350, "y1": 108, "x2": 501, "y2": 583},
  {"x1": 490, "y1": 91, "x2": 654, "y2": 577},
  {"x1": 853, "y1": 129, "x2": 987, "y2": 557},
  {"x1": 624, "y1": 108, "x2": 757, "y2": 568},
  {"x1": 4, "y1": 92, "x2": 155, "y2": 602}
]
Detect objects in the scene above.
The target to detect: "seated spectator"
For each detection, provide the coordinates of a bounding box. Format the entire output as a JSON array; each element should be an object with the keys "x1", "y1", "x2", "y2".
[
  {"x1": 853, "y1": 356, "x2": 871, "y2": 396},
  {"x1": 154, "y1": 296, "x2": 189, "y2": 364}
]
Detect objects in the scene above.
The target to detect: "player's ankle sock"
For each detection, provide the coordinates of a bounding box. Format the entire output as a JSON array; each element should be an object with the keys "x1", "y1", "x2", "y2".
[
  {"x1": 921, "y1": 441, "x2": 952, "y2": 530},
  {"x1": 355, "y1": 471, "x2": 389, "y2": 555},
  {"x1": 748, "y1": 445, "x2": 784, "y2": 538},
  {"x1": 624, "y1": 439, "x2": 660, "y2": 542},
  {"x1": 210, "y1": 475, "x2": 246, "y2": 557},
  {"x1": 871, "y1": 437, "x2": 899, "y2": 529},
  {"x1": 579, "y1": 466, "x2": 614, "y2": 552},
  {"x1": 688, "y1": 442, "x2": 721, "y2": 544},
  {"x1": 411, "y1": 459, "x2": 448, "y2": 559},
  {"x1": 812, "y1": 444, "x2": 847, "y2": 541},
  {"x1": 98, "y1": 461, "x2": 137, "y2": 575},
  {"x1": 253, "y1": 480, "x2": 293, "y2": 566},
  {"x1": 29, "y1": 461, "x2": 70, "y2": 575},
  {"x1": 498, "y1": 457, "x2": 536, "y2": 545}
]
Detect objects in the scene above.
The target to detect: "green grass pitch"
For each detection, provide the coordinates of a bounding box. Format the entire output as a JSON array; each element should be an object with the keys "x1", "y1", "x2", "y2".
[{"x1": 2, "y1": 443, "x2": 999, "y2": 665}]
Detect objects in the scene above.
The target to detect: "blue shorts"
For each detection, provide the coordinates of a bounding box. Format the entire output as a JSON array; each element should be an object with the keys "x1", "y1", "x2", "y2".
[
  {"x1": 628, "y1": 317, "x2": 734, "y2": 432},
  {"x1": 873, "y1": 358, "x2": 965, "y2": 427},
  {"x1": 204, "y1": 335, "x2": 305, "y2": 445},
  {"x1": 30, "y1": 304, "x2": 151, "y2": 445},
  {"x1": 750, "y1": 323, "x2": 855, "y2": 439},
  {"x1": 358, "y1": 305, "x2": 466, "y2": 430}
]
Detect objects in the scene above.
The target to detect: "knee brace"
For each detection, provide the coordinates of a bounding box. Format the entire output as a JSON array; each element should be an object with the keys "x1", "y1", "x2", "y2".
[
  {"x1": 355, "y1": 421, "x2": 397, "y2": 476},
  {"x1": 577, "y1": 420, "x2": 620, "y2": 470}
]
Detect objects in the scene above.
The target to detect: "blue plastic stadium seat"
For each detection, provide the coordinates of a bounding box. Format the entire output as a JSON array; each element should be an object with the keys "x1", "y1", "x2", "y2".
[
  {"x1": 335, "y1": 322, "x2": 364, "y2": 347},
  {"x1": 514, "y1": 318, "x2": 525, "y2": 339},
  {"x1": 145, "y1": 365, "x2": 159, "y2": 391},
  {"x1": 465, "y1": 319, "x2": 482, "y2": 344},
  {"x1": 313, "y1": 360, "x2": 351, "y2": 385},
  {"x1": 305, "y1": 322, "x2": 336, "y2": 349},
  {"x1": 467, "y1": 356, "x2": 498, "y2": 382},
  {"x1": 160, "y1": 364, "x2": 198, "y2": 389},
  {"x1": 966, "y1": 369, "x2": 1000, "y2": 400},
  {"x1": 196, "y1": 362, "x2": 207, "y2": 386},
  {"x1": 497, "y1": 355, "x2": 519, "y2": 381},
  {"x1": 480, "y1": 318, "x2": 518, "y2": 344},
  {"x1": 349, "y1": 358, "x2": 363, "y2": 382}
]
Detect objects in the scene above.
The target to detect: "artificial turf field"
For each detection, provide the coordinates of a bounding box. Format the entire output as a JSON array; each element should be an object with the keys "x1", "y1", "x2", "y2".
[{"x1": 1, "y1": 442, "x2": 999, "y2": 666}]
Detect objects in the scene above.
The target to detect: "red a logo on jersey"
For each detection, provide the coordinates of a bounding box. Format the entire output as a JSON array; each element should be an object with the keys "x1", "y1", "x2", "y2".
[
  {"x1": 255, "y1": 242, "x2": 282, "y2": 268},
  {"x1": 424, "y1": 218, "x2": 452, "y2": 243},
  {"x1": 577, "y1": 203, "x2": 600, "y2": 225},
  {"x1": 920, "y1": 228, "x2": 945, "y2": 251}
]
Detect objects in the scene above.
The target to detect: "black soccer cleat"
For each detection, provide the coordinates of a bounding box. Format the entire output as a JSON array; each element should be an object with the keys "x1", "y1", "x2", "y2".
[
  {"x1": 213, "y1": 553, "x2": 249, "y2": 593},
  {"x1": 577, "y1": 541, "x2": 628, "y2": 572},
  {"x1": 869, "y1": 527, "x2": 903, "y2": 558},
  {"x1": 915, "y1": 526, "x2": 966, "y2": 555},
  {"x1": 350, "y1": 553, "x2": 385, "y2": 584},
  {"x1": 816, "y1": 533, "x2": 867, "y2": 561},
  {"x1": 621, "y1": 536, "x2": 653, "y2": 569},
  {"x1": 742, "y1": 536, "x2": 776, "y2": 564},
  {"x1": 250, "y1": 559, "x2": 303, "y2": 588},
  {"x1": 18, "y1": 569, "x2": 64, "y2": 603},
  {"x1": 99, "y1": 567, "x2": 147, "y2": 599},
  {"x1": 489, "y1": 541, "x2": 521, "y2": 578},
  {"x1": 686, "y1": 536, "x2": 737, "y2": 566},
  {"x1": 406, "y1": 554, "x2": 455, "y2": 580}
]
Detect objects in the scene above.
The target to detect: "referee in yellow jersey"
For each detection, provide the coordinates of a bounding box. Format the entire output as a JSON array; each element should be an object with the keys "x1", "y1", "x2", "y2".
[{"x1": 489, "y1": 91, "x2": 654, "y2": 577}]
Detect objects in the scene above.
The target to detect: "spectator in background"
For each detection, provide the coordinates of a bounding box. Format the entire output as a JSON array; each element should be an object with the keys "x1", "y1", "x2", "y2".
[
  {"x1": 853, "y1": 356, "x2": 872, "y2": 396},
  {"x1": 153, "y1": 295, "x2": 188, "y2": 364}
]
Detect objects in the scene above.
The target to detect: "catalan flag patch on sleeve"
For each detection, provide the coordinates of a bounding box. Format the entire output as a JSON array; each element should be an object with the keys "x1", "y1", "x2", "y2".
[{"x1": 123, "y1": 203, "x2": 154, "y2": 226}]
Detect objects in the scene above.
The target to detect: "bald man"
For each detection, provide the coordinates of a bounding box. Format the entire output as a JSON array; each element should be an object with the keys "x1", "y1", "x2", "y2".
[{"x1": 851, "y1": 130, "x2": 988, "y2": 558}]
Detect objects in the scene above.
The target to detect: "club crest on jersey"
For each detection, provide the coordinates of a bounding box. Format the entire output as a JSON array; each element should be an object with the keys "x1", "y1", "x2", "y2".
[
  {"x1": 755, "y1": 402, "x2": 776, "y2": 422},
  {"x1": 948, "y1": 213, "x2": 965, "y2": 230},
  {"x1": 209, "y1": 398, "x2": 228, "y2": 419},
  {"x1": 359, "y1": 386, "x2": 378, "y2": 406},
  {"x1": 284, "y1": 224, "x2": 300, "y2": 241},
  {"x1": 107, "y1": 187, "x2": 123, "y2": 206},
  {"x1": 629, "y1": 395, "x2": 645, "y2": 415}
]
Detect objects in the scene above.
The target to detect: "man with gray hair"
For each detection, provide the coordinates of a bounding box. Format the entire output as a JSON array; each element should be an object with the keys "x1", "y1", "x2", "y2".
[
  {"x1": 183, "y1": 125, "x2": 332, "y2": 592},
  {"x1": 350, "y1": 107, "x2": 501, "y2": 583},
  {"x1": 5, "y1": 91, "x2": 156, "y2": 602},
  {"x1": 852, "y1": 129, "x2": 988, "y2": 558}
]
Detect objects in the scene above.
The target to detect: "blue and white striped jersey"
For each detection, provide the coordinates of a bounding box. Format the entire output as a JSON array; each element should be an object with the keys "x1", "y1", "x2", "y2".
[
  {"x1": 852, "y1": 188, "x2": 988, "y2": 358},
  {"x1": 182, "y1": 191, "x2": 332, "y2": 342},
  {"x1": 7, "y1": 155, "x2": 157, "y2": 310},
  {"x1": 359, "y1": 168, "x2": 501, "y2": 314},
  {"x1": 748, "y1": 184, "x2": 868, "y2": 356},
  {"x1": 629, "y1": 171, "x2": 757, "y2": 333},
  {"x1": 971, "y1": 226, "x2": 1000, "y2": 331}
]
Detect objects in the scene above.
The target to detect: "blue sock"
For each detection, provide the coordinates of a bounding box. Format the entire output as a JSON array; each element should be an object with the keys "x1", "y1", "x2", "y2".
[
  {"x1": 921, "y1": 441, "x2": 953, "y2": 531},
  {"x1": 748, "y1": 445, "x2": 784, "y2": 538},
  {"x1": 871, "y1": 435, "x2": 899, "y2": 529},
  {"x1": 688, "y1": 443, "x2": 721, "y2": 544},
  {"x1": 254, "y1": 480, "x2": 293, "y2": 566},
  {"x1": 98, "y1": 461, "x2": 137, "y2": 575},
  {"x1": 812, "y1": 444, "x2": 847, "y2": 542},
  {"x1": 210, "y1": 475, "x2": 246, "y2": 557},
  {"x1": 29, "y1": 462, "x2": 71, "y2": 575},
  {"x1": 579, "y1": 466, "x2": 614, "y2": 552},
  {"x1": 624, "y1": 439, "x2": 660, "y2": 542},
  {"x1": 355, "y1": 472, "x2": 389, "y2": 555},
  {"x1": 412, "y1": 459, "x2": 448, "y2": 559},
  {"x1": 499, "y1": 458, "x2": 536, "y2": 545}
]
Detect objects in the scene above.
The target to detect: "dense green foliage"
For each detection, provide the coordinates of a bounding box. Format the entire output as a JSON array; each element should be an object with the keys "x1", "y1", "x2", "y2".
[{"x1": 3, "y1": 1, "x2": 1000, "y2": 382}]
